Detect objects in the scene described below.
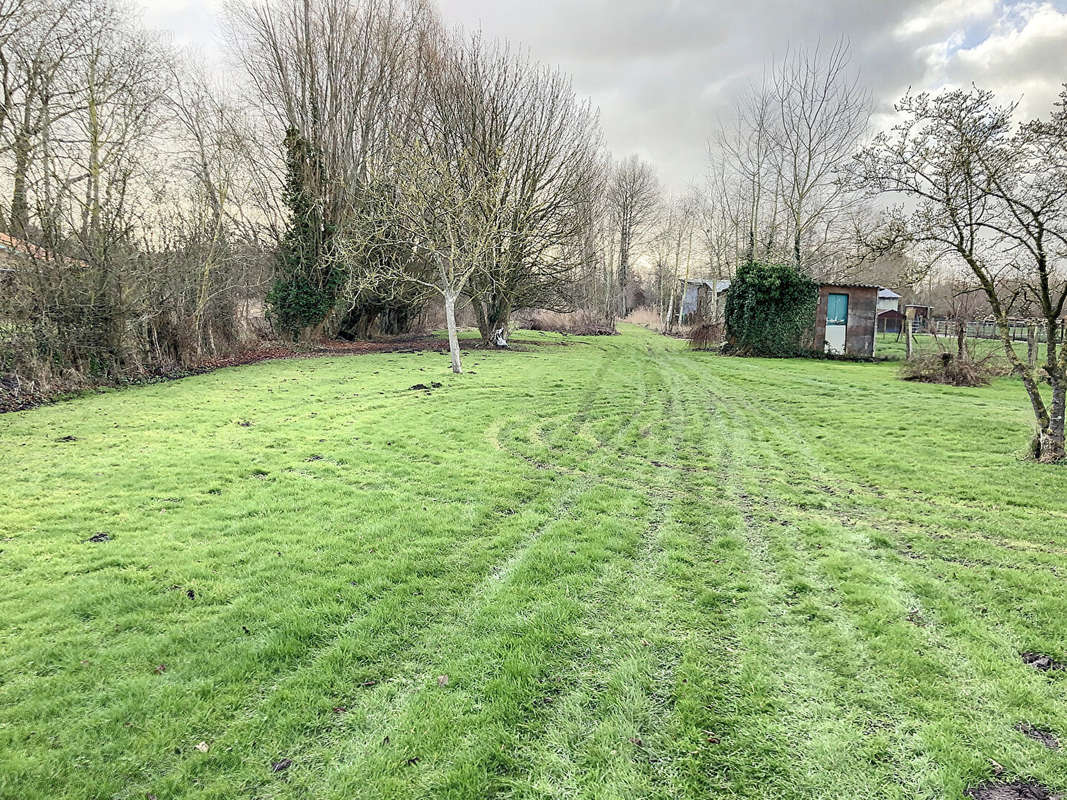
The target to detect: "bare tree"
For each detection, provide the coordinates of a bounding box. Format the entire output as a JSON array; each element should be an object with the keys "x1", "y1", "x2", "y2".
[
  {"x1": 607, "y1": 154, "x2": 659, "y2": 316},
  {"x1": 415, "y1": 34, "x2": 603, "y2": 347},
  {"x1": 715, "y1": 76, "x2": 780, "y2": 265},
  {"x1": 0, "y1": 0, "x2": 270, "y2": 404},
  {"x1": 708, "y1": 41, "x2": 870, "y2": 276},
  {"x1": 850, "y1": 88, "x2": 1067, "y2": 461},
  {"x1": 769, "y1": 40, "x2": 870, "y2": 272},
  {"x1": 347, "y1": 136, "x2": 510, "y2": 373},
  {"x1": 0, "y1": 0, "x2": 90, "y2": 235},
  {"x1": 225, "y1": 0, "x2": 438, "y2": 336}
]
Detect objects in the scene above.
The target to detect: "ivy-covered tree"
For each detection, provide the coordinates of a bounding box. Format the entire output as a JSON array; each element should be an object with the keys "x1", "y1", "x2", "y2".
[
  {"x1": 724, "y1": 261, "x2": 818, "y2": 356},
  {"x1": 266, "y1": 127, "x2": 341, "y2": 339}
]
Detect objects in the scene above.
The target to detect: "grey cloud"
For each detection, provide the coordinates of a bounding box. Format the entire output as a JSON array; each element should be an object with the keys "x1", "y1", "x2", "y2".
[
  {"x1": 142, "y1": 0, "x2": 1067, "y2": 189},
  {"x1": 440, "y1": 0, "x2": 1067, "y2": 188}
]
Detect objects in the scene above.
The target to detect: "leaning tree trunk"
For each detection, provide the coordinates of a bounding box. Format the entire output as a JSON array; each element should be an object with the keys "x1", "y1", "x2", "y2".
[
  {"x1": 1037, "y1": 378, "x2": 1066, "y2": 463},
  {"x1": 443, "y1": 290, "x2": 462, "y2": 374}
]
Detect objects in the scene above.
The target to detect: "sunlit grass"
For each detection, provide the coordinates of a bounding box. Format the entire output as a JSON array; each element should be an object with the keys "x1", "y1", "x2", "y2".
[{"x1": 2, "y1": 326, "x2": 1065, "y2": 799}]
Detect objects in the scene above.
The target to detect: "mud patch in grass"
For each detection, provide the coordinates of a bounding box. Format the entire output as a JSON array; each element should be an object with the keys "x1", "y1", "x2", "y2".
[
  {"x1": 1016, "y1": 722, "x2": 1060, "y2": 749},
  {"x1": 965, "y1": 782, "x2": 1060, "y2": 800}
]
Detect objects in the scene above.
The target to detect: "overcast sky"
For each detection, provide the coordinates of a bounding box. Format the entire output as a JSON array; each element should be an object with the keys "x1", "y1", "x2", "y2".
[{"x1": 143, "y1": 0, "x2": 1067, "y2": 191}]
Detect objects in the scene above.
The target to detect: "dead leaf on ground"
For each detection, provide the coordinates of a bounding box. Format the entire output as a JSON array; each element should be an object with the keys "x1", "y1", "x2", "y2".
[{"x1": 195, "y1": 741, "x2": 209, "y2": 753}]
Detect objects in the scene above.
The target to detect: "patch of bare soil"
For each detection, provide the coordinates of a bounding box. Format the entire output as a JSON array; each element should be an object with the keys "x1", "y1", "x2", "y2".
[
  {"x1": 965, "y1": 782, "x2": 1061, "y2": 800},
  {"x1": 1016, "y1": 722, "x2": 1060, "y2": 749},
  {"x1": 1022, "y1": 651, "x2": 1067, "y2": 672}
]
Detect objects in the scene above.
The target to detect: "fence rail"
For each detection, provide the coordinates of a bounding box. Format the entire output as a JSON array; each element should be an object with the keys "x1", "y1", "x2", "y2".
[{"x1": 932, "y1": 319, "x2": 1066, "y2": 343}]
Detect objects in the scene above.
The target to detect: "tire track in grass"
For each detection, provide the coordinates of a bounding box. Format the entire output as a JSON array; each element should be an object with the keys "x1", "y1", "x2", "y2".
[
  {"x1": 115, "y1": 349, "x2": 622, "y2": 800},
  {"x1": 686, "y1": 371, "x2": 901, "y2": 798},
  {"x1": 709, "y1": 359, "x2": 1067, "y2": 583},
  {"x1": 494, "y1": 338, "x2": 662, "y2": 493},
  {"x1": 6, "y1": 466, "x2": 559, "y2": 800},
  {"x1": 712, "y1": 358, "x2": 1065, "y2": 555},
  {"x1": 286, "y1": 353, "x2": 662, "y2": 799},
  {"x1": 114, "y1": 475, "x2": 568, "y2": 800},
  {"x1": 495, "y1": 348, "x2": 688, "y2": 799},
  {"x1": 702, "y1": 362, "x2": 1065, "y2": 797},
  {"x1": 641, "y1": 353, "x2": 807, "y2": 798},
  {"x1": 705, "y1": 366, "x2": 982, "y2": 796},
  {"x1": 625, "y1": 352, "x2": 762, "y2": 799},
  {"x1": 506, "y1": 349, "x2": 767, "y2": 799},
  {"x1": 408, "y1": 340, "x2": 702, "y2": 800},
  {"x1": 172, "y1": 335, "x2": 667, "y2": 799}
]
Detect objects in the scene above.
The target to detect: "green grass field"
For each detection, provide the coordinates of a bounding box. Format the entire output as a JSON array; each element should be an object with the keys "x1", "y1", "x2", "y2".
[{"x1": 2, "y1": 325, "x2": 1066, "y2": 799}]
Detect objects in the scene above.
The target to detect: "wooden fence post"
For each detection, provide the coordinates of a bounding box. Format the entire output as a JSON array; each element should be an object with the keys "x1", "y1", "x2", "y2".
[{"x1": 905, "y1": 307, "x2": 916, "y2": 360}]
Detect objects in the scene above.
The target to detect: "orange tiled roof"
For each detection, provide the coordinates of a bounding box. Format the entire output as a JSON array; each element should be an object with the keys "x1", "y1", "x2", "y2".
[{"x1": 0, "y1": 232, "x2": 60, "y2": 263}]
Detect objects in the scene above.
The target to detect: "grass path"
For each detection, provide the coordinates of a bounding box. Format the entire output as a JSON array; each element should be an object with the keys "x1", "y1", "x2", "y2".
[{"x1": 1, "y1": 326, "x2": 1066, "y2": 799}]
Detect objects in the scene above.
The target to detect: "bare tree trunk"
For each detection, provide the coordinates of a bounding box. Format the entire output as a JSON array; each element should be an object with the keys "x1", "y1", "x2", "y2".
[
  {"x1": 472, "y1": 294, "x2": 509, "y2": 347},
  {"x1": 10, "y1": 132, "x2": 30, "y2": 234},
  {"x1": 443, "y1": 290, "x2": 462, "y2": 374},
  {"x1": 956, "y1": 319, "x2": 967, "y2": 360},
  {"x1": 1028, "y1": 321, "x2": 1038, "y2": 367},
  {"x1": 677, "y1": 225, "x2": 693, "y2": 331},
  {"x1": 618, "y1": 225, "x2": 630, "y2": 317},
  {"x1": 1045, "y1": 379, "x2": 1067, "y2": 462},
  {"x1": 663, "y1": 290, "x2": 674, "y2": 334}
]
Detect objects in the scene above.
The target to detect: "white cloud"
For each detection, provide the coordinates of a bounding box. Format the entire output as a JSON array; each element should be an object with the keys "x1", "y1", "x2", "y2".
[
  {"x1": 922, "y1": 2, "x2": 1067, "y2": 120},
  {"x1": 895, "y1": 0, "x2": 996, "y2": 37}
]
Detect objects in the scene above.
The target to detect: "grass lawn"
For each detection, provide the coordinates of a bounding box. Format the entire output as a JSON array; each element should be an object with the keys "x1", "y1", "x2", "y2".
[{"x1": 2, "y1": 325, "x2": 1066, "y2": 799}]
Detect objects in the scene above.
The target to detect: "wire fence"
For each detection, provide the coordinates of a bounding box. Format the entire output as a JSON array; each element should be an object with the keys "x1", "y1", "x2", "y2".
[{"x1": 932, "y1": 319, "x2": 1066, "y2": 343}]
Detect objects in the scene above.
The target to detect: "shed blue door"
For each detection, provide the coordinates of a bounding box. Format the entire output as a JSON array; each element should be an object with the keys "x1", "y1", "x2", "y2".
[
  {"x1": 827, "y1": 293, "x2": 849, "y2": 325},
  {"x1": 825, "y1": 292, "x2": 849, "y2": 354}
]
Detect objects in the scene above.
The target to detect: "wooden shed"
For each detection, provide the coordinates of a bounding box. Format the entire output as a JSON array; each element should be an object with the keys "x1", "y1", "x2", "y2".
[
  {"x1": 814, "y1": 283, "x2": 879, "y2": 357},
  {"x1": 680, "y1": 278, "x2": 731, "y2": 324},
  {"x1": 878, "y1": 308, "x2": 905, "y2": 333}
]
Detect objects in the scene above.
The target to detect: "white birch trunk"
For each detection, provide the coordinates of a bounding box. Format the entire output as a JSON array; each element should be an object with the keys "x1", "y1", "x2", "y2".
[{"x1": 444, "y1": 290, "x2": 462, "y2": 374}]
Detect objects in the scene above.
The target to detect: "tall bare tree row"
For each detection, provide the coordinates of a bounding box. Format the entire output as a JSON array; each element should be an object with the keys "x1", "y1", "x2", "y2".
[
  {"x1": 341, "y1": 29, "x2": 607, "y2": 369},
  {"x1": 606, "y1": 154, "x2": 660, "y2": 316},
  {"x1": 0, "y1": 0, "x2": 628, "y2": 400},
  {"x1": 227, "y1": 2, "x2": 609, "y2": 348},
  {"x1": 707, "y1": 40, "x2": 870, "y2": 278}
]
